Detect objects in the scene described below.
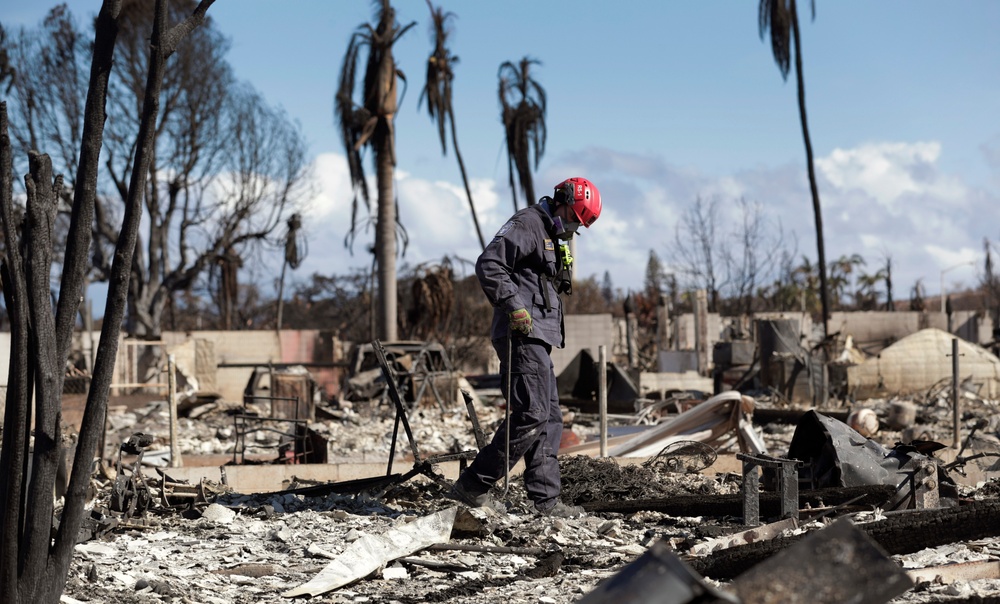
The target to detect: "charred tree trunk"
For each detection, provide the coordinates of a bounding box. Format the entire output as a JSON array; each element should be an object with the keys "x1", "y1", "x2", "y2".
[
  {"x1": 0, "y1": 1, "x2": 124, "y2": 600},
  {"x1": 20, "y1": 152, "x2": 64, "y2": 600},
  {"x1": 447, "y1": 106, "x2": 485, "y2": 251},
  {"x1": 791, "y1": 0, "x2": 829, "y2": 342},
  {"x1": 0, "y1": 2, "x2": 216, "y2": 602},
  {"x1": 0, "y1": 104, "x2": 33, "y2": 604},
  {"x1": 375, "y1": 123, "x2": 397, "y2": 342}
]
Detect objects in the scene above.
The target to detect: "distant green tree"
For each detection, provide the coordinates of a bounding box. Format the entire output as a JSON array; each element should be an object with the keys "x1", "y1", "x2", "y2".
[
  {"x1": 564, "y1": 276, "x2": 616, "y2": 315},
  {"x1": 983, "y1": 239, "x2": 1000, "y2": 329},
  {"x1": 498, "y1": 56, "x2": 546, "y2": 210},
  {"x1": 855, "y1": 267, "x2": 886, "y2": 310},
  {"x1": 789, "y1": 255, "x2": 821, "y2": 314},
  {"x1": 828, "y1": 253, "x2": 865, "y2": 308},
  {"x1": 644, "y1": 249, "x2": 668, "y2": 301}
]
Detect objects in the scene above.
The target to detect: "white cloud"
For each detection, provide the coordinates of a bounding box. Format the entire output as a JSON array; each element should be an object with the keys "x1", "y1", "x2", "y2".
[
  {"x1": 815, "y1": 141, "x2": 965, "y2": 210},
  {"x1": 285, "y1": 141, "x2": 997, "y2": 300},
  {"x1": 308, "y1": 153, "x2": 354, "y2": 220}
]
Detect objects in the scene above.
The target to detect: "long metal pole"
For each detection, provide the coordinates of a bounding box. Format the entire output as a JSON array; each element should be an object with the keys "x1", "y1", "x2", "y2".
[
  {"x1": 598, "y1": 345, "x2": 608, "y2": 458},
  {"x1": 502, "y1": 335, "x2": 512, "y2": 499},
  {"x1": 952, "y1": 337, "x2": 961, "y2": 449},
  {"x1": 167, "y1": 354, "x2": 182, "y2": 467}
]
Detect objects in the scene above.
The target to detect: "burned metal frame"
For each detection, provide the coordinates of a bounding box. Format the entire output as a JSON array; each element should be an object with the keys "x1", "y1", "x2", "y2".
[
  {"x1": 232, "y1": 394, "x2": 311, "y2": 464},
  {"x1": 406, "y1": 340, "x2": 457, "y2": 414},
  {"x1": 373, "y1": 339, "x2": 479, "y2": 493},
  {"x1": 110, "y1": 433, "x2": 155, "y2": 520},
  {"x1": 737, "y1": 452, "x2": 801, "y2": 526}
]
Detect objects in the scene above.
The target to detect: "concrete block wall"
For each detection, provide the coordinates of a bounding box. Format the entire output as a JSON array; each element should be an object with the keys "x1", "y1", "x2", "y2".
[
  {"x1": 829, "y1": 310, "x2": 992, "y2": 354},
  {"x1": 638, "y1": 371, "x2": 714, "y2": 398},
  {"x1": 829, "y1": 311, "x2": 927, "y2": 352},
  {"x1": 673, "y1": 313, "x2": 725, "y2": 352},
  {"x1": 0, "y1": 308, "x2": 986, "y2": 414},
  {"x1": 162, "y1": 330, "x2": 282, "y2": 403},
  {"x1": 673, "y1": 311, "x2": 809, "y2": 372},
  {"x1": 669, "y1": 310, "x2": 992, "y2": 362},
  {"x1": 551, "y1": 314, "x2": 614, "y2": 375}
]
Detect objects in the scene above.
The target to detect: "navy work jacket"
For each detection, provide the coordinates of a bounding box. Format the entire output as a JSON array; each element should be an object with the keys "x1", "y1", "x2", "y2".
[{"x1": 476, "y1": 203, "x2": 564, "y2": 348}]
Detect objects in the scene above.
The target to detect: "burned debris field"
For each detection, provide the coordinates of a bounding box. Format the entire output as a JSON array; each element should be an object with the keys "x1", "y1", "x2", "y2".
[
  {"x1": 56, "y1": 338, "x2": 1000, "y2": 604},
  {"x1": 2, "y1": 1, "x2": 998, "y2": 603}
]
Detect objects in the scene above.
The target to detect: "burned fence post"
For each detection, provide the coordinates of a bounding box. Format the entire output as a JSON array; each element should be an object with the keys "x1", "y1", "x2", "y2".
[{"x1": 167, "y1": 354, "x2": 181, "y2": 468}]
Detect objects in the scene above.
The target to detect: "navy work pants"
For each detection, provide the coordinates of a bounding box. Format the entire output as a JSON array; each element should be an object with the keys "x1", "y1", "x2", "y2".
[{"x1": 457, "y1": 336, "x2": 563, "y2": 510}]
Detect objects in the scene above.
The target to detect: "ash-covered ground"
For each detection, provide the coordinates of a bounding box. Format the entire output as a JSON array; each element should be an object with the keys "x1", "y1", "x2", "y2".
[{"x1": 59, "y1": 392, "x2": 1000, "y2": 603}]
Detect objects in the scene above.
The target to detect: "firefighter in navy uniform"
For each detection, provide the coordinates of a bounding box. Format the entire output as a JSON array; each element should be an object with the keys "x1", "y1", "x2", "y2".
[{"x1": 448, "y1": 177, "x2": 602, "y2": 517}]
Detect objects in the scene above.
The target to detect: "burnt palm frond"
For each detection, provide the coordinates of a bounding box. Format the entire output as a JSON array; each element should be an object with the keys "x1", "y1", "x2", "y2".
[
  {"x1": 420, "y1": 0, "x2": 455, "y2": 154},
  {"x1": 759, "y1": 0, "x2": 816, "y2": 80},
  {"x1": 498, "y1": 56, "x2": 546, "y2": 209},
  {"x1": 759, "y1": 0, "x2": 792, "y2": 79},
  {"x1": 420, "y1": 1, "x2": 485, "y2": 249},
  {"x1": 336, "y1": 0, "x2": 414, "y2": 254},
  {"x1": 336, "y1": 32, "x2": 371, "y2": 215}
]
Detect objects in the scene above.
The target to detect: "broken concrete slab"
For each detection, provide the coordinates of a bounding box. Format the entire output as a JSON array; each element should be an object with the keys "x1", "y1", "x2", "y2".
[{"x1": 907, "y1": 559, "x2": 1000, "y2": 585}]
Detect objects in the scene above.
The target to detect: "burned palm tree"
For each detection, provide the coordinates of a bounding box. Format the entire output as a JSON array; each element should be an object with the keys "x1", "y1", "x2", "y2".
[
  {"x1": 498, "y1": 56, "x2": 546, "y2": 210},
  {"x1": 759, "y1": 0, "x2": 830, "y2": 340},
  {"x1": 420, "y1": 1, "x2": 485, "y2": 250},
  {"x1": 336, "y1": 0, "x2": 415, "y2": 341}
]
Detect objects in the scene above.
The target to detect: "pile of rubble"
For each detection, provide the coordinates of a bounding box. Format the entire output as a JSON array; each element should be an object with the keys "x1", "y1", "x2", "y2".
[{"x1": 57, "y1": 382, "x2": 1000, "y2": 604}]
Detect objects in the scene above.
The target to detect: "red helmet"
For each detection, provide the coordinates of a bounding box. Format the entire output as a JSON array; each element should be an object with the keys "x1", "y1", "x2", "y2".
[{"x1": 554, "y1": 177, "x2": 602, "y2": 228}]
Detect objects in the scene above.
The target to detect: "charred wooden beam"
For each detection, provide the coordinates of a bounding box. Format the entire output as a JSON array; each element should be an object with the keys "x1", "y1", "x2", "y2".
[
  {"x1": 690, "y1": 498, "x2": 1000, "y2": 580},
  {"x1": 582, "y1": 484, "x2": 895, "y2": 518}
]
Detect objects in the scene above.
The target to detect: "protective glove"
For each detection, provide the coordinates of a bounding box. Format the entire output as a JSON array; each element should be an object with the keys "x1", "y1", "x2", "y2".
[{"x1": 508, "y1": 308, "x2": 532, "y2": 335}]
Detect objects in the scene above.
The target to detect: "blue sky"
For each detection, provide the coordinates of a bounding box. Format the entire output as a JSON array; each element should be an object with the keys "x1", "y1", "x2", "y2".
[{"x1": 5, "y1": 0, "x2": 1000, "y2": 301}]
